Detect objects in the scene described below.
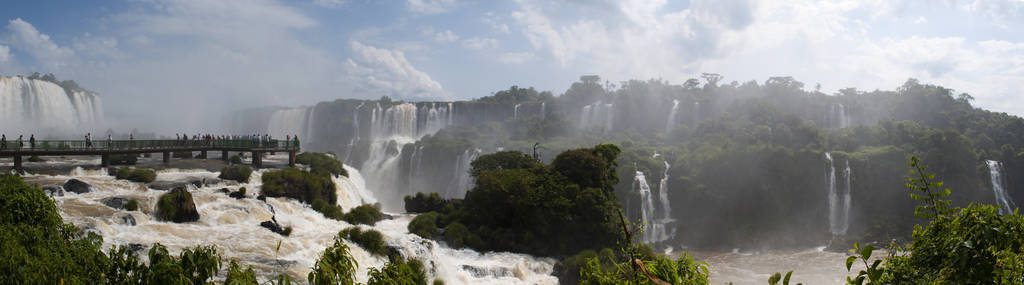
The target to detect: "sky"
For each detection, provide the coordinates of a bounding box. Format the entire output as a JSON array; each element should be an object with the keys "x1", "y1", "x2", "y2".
[{"x1": 1, "y1": 0, "x2": 1023, "y2": 132}]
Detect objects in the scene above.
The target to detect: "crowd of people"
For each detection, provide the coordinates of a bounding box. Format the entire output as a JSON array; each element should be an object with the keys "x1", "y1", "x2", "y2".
[{"x1": 0, "y1": 133, "x2": 300, "y2": 150}]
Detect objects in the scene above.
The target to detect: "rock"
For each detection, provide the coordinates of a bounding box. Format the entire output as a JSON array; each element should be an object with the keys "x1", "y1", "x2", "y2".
[
  {"x1": 43, "y1": 186, "x2": 64, "y2": 197},
  {"x1": 229, "y1": 190, "x2": 246, "y2": 199},
  {"x1": 260, "y1": 219, "x2": 290, "y2": 236},
  {"x1": 201, "y1": 178, "x2": 223, "y2": 186},
  {"x1": 148, "y1": 181, "x2": 192, "y2": 191},
  {"x1": 218, "y1": 188, "x2": 231, "y2": 194},
  {"x1": 121, "y1": 214, "x2": 137, "y2": 226},
  {"x1": 128, "y1": 243, "x2": 146, "y2": 253},
  {"x1": 155, "y1": 187, "x2": 200, "y2": 223},
  {"x1": 63, "y1": 179, "x2": 93, "y2": 194},
  {"x1": 257, "y1": 195, "x2": 267, "y2": 201},
  {"x1": 102, "y1": 197, "x2": 129, "y2": 209}
]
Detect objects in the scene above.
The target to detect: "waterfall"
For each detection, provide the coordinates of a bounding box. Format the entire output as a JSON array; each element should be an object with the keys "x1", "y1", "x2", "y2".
[
  {"x1": 447, "y1": 102, "x2": 454, "y2": 125},
  {"x1": 446, "y1": 148, "x2": 482, "y2": 199},
  {"x1": 0, "y1": 76, "x2": 103, "y2": 136},
  {"x1": 267, "y1": 107, "x2": 311, "y2": 140},
  {"x1": 420, "y1": 103, "x2": 450, "y2": 136},
  {"x1": 986, "y1": 160, "x2": 1017, "y2": 215},
  {"x1": 666, "y1": 99, "x2": 680, "y2": 133},
  {"x1": 634, "y1": 171, "x2": 665, "y2": 244},
  {"x1": 656, "y1": 160, "x2": 674, "y2": 242},
  {"x1": 344, "y1": 103, "x2": 364, "y2": 164},
  {"x1": 513, "y1": 103, "x2": 521, "y2": 119},
  {"x1": 825, "y1": 153, "x2": 851, "y2": 236},
  {"x1": 579, "y1": 101, "x2": 614, "y2": 132},
  {"x1": 540, "y1": 102, "x2": 546, "y2": 120},
  {"x1": 41, "y1": 163, "x2": 557, "y2": 284},
  {"x1": 826, "y1": 103, "x2": 851, "y2": 128},
  {"x1": 692, "y1": 101, "x2": 700, "y2": 124}
]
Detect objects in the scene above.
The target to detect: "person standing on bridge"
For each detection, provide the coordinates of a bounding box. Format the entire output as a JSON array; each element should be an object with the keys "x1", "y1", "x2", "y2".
[
  {"x1": 29, "y1": 134, "x2": 35, "y2": 149},
  {"x1": 18, "y1": 135, "x2": 24, "y2": 149},
  {"x1": 1, "y1": 134, "x2": 6, "y2": 150},
  {"x1": 86, "y1": 133, "x2": 93, "y2": 148}
]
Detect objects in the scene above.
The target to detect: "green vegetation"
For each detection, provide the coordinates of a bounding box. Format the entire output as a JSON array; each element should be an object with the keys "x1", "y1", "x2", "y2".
[
  {"x1": 841, "y1": 156, "x2": 1024, "y2": 284},
  {"x1": 155, "y1": 187, "x2": 200, "y2": 223},
  {"x1": 404, "y1": 144, "x2": 625, "y2": 257},
  {"x1": 219, "y1": 165, "x2": 253, "y2": 183},
  {"x1": 297, "y1": 152, "x2": 349, "y2": 177},
  {"x1": 340, "y1": 227, "x2": 387, "y2": 256},
  {"x1": 403, "y1": 192, "x2": 448, "y2": 214},
  {"x1": 309, "y1": 231, "x2": 437, "y2": 285},
  {"x1": 342, "y1": 204, "x2": 383, "y2": 226},
  {"x1": 230, "y1": 154, "x2": 243, "y2": 164},
  {"x1": 261, "y1": 168, "x2": 336, "y2": 206},
  {"x1": 124, "y1": 199, "x2": 139, "y2": 211},
  {"x1": 109, "y1": 154, "x2": 139, "y2": 165},
  {"x1": 27, "y1": 155, "x2": 44, "y2": 162},
  {"x1": 366, "y1": 257, "x2": 428, "y2": 285},
  {"x1": 114, "y1": 167, "x2": 157, "y2": 183}
]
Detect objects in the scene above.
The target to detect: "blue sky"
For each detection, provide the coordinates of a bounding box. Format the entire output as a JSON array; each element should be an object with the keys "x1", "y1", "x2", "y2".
[{"x1": 1, "y1": 0, "x2": 1023, "y2": 130}]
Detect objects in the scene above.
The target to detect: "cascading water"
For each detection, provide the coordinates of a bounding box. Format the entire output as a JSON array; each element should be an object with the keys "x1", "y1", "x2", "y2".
[
  {"x1": 0, "y1": 76, "x2": 103, "y2": 135},
  {"x1": 421, "y1": 103, "x2": 451, "y2": 136},
  {"x1": 32, "y1": 159, "x2": 557, "y2": 284},
  {"x1": 446, "y1": 148, "x2": 482, "y2": 199},
  {"x1": 540, "y1": 102, "x2": 546, "y2": 120},
  {"x1": 513, "y1": 103, "x2": 521, "y2": 119},
  {"x1": 666, "y1": 99, "x2": 680, "y2": 133},
  {"x1": 826, "y1": 103, "x2": 851, "y2": 128},
  {"x1": 634, "y1": 170, "x2": 665, "y2": 244},
  {"x1": 656, "y1": 160, "x2": 674, "y2": 242},
  {"x1": 579, "y1": 101, "x2": 614, "y2": 132},
  {"x1": 267, "y1": 107, "x2": 311, "y2": 141},
  {"x1": 344, "y1": 103, "x2": 364, "y2": 164},
  {"x1": 825, "y1": 153, "x2": 851, "y2": 236},
  {"x1": 986, "y1": 160, "x2": 1017, "y2": 215}
]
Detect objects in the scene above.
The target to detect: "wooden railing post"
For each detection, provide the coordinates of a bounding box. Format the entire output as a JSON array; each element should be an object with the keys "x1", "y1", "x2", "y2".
[{"x1": 13, "y1": 155, "x2": 22, "y2": 173}]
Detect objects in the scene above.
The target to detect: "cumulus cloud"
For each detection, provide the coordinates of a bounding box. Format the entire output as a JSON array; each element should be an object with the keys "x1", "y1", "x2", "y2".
[
  {"x1": 2, "y1": 18, "x2": 75, "y2": 72},
  {"x1": 407, "y1": 0, "x2": 458, "y2": 14},
  {"x1": 498, "y1": 52, "x2": 532, "y2": 64},
  {"x1": 425, "y1": 28, "x2": 459, "y2": 42},
  {"x1": 482, "y1": 12, "x2": 511, "y2": 34},
  {"x1": 0, "y1": 45, "x2": 10, "y2": 62},
  {"x1": 345, "y1": 41, "x2": 447, "y2": 100}
]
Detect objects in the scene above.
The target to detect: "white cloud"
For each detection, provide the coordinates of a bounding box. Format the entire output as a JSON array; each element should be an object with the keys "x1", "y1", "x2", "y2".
[
  {"x1": 482, "y1": 12, "x2": 511, "y2": 34},
  {"x1": 313, "y1": 0, "x2": 346, "y2": 8},
  {"x1": 433, "y1": 29, "x2": 459, "y2": 42},
  {"x1": 914, "y1": 16, "x2": 928, "y2": 24},
  {"x1": 461, "y1": 37, "x2": 498, "y2": 50},
  {"x1": 498, "y1": 52, "x2": 533, "y2": 64},
  {"x1": 345, "y1": 41, "x2": 447, "y2": 100},
  {"x1": 0, "y1": 45, "x2": 10, "y2": 62},
  {"x1": 2, "y1": 18, "x2": 75, "y2": 72},
  {"x1": 407, "y1": 0, "x2": 458, "y2": 14}
]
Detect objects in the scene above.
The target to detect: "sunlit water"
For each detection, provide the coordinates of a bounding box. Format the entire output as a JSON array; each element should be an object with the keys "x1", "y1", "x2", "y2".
[
  {"x1": 25, "y1": 158, "x2": 557, "y2": 284},
  {"x1": 694, "y1": 246, "x2": 872, "y2": 284}
]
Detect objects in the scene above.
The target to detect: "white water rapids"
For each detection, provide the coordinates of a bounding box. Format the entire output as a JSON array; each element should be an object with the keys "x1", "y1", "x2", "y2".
[{"x1": 27, "y1": 160, "x2": 557, "y2": 284}]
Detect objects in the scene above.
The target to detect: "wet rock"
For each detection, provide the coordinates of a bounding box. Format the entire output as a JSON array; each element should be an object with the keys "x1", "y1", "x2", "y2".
[
  {"x1": 257, "y1": 195, "x2": 267, "y2": 201},
  {"x1": 121, "y1": 214, "x2": 137, "y2": 226},
  {"x1": 155, "y1": 187, "x2": 200, "y2": 223},
  {"x1": 128, "y1": 243, "x2": 146, "y2": 253},
  {"x1": 260, "y1": 218, "x2": 290, "y2": 236},
  {"x1": 102, "y1": 197, "x2": 129, "y2": 209},
  {"x1": 63, "y1": 178, "x2": 93, "y2": 194},
  {"x1": 461, "y1": 265, "x2": 514, "y2": 278},
  {"x1": 229, "y1": 190, "x2": 246, "y2": 199},
  {"x1": 148, "y1": 181, "x2": 192, "y2": 191},
  {"x1": 43, "y1": 186, "x2": 65, "y2": 197},
  {"x1": 217, "y1": 188, "x2": 231, "y2": 194}
]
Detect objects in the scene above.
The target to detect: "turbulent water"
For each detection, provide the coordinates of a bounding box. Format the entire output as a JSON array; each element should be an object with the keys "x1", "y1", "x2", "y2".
[
  {"x1": 699, "y1": 247, "x2": 871, "y2": 284},
  {"x1": 0, "y1": 76, "x2": 103, "y2": 135},
  {"x1": 29, "y1": 159, "x2": 557, "y2": 284},
  {"x1": 986, "y1": 160, "x2": 1017, "y2": 215},
  {"x1": 825, "y1": 153, "x2": 851, "y2": 236}
]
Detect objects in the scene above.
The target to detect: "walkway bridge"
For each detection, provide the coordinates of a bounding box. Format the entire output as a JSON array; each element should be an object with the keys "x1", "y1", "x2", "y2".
[{"x1": 0, "y1": 139, "x2": 300, "y2": 172}]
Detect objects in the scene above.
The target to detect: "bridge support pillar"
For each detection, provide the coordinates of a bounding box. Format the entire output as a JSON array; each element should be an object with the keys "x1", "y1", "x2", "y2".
[
  {"x1": 200, "y1": 150, "x2": 207, "y2": 159},
  {"x1": 163, "y1": 152, "x2": 170, "y2": 164},
  {"x1": 222, "y1": 150, "x2": 229, "y2": 162},
  {"x1": 101, "y1": 154, "x2": 110, "y2": 167},
  {"x1": 252, "y1": 151, "x2": 263, "y2": 168},
  {"x1": 13, "y1": 155, "x2": 22, "y2": 173},
  {"x1": 288, "y1": 151, "x2": 296, "y2": 167}
]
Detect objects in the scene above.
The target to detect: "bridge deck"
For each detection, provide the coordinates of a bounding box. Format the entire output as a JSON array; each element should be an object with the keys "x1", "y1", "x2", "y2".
[{"x1": 0, "y1": 139, "x2": 300, "y2": 171}]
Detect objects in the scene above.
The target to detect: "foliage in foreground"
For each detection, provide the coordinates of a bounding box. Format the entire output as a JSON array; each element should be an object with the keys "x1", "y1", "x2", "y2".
[
  {"x1": 340, "y1": 227, "x2": 388, "y2": 256},
  {"x1": 262, "y1": 168, "x2": 336, "y2": 206},
  {"x1": 297, "y1": 152, "x2": 349, "y2": 177},
  {"x1": 842, "y1": 156, "x2": 1024, "y2": 284}
]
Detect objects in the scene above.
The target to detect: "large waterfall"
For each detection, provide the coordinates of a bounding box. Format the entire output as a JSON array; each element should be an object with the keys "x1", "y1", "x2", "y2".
[
  {"x1": 267, "y1": 107, "x2": 314, "y2": 141},
  {"x1": 446, "y1": 148, "x2": 482, "y2": 199},
  {"x1": 635, "y1": 164, "x2": 673, "y2": 244},
  {"x1": 825, "y1": 153, "x2": 852, "y2": 236},
  {"x1": 32, "y1": 160, "x2": 557, "y2": 284},
  {"x1": 825, "y1": 103, "x2": 851, "y2": 128},
  {"x1": 0, "y1": 76, "x2": 103, "y2": 136},
  {"x1": 360, "y1": 102, "x2": 453, "y2": 211},
  {"x1": 579, "y1": 101, "x2": 614, "y2": 132},
  {"x1": 666, "y1": 99, "x2": 680, "y2": 133},
  {"x1": 986, "y1": 160, "x2": 1017, "y2": 215}
]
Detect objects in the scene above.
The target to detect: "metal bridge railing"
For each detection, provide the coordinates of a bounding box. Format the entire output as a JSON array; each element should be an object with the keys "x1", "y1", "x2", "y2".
[{"x1": 0, "y1": 139, "x2": 300, "y2": 151}]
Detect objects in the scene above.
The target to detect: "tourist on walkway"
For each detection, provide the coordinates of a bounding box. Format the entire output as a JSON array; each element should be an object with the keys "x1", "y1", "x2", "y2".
[
  {"x1": 18, "y1": 135, "x2": 24, "y2": 148},
  {"x1": 1, "y1": 134, "x2": 6, "y2": 149},
  {"x1": 29, "y1": 134, "x2": 35, "y2": 149}
]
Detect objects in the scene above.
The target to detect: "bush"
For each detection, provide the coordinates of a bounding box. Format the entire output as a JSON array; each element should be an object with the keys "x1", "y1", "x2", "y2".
[
  {"x1": 340, "y1": 227, "x2": 388, "y2": 256},
  {"x1": 308, "y1": 234, "x2": 358, "y2": 285},
  {"x1": 230, "y1": 155, "x2": 242, "y2": 164},
  {"x1": 109, "y1": 154, "x2": 138, "y2": 165},
  {"x1": 155, "y1": 187, "x2": 200, "y2": 223},
  {"x1": 296, "y1": 152, "x2": 348, "y2": 177},
  {"x1": 342, "y1": 204, "x2": 383, "y2": 226},
  {"x1": 115, "y1": 167, "x2": 157, "y2": 183},
  {"x1": 366, "y1": 257, "x2": 428, "y2": 285},
  {"x1": 312, "y1": 199, "x2": 344, "y2": 220},
  {"x1": 224, "y1": 260, "x2": 258, "y2": 285},
  {"x1": 404, "y1": 192, "x2": 449, "y2": 214},
  {"x1": 261, "y1": 168, "x2": 336, "y2": 205},
  {"x1": 408, "y1": 212, "x2": 439, "y2": 239},
  {"x1": 27, "y1": 155, "x2": 45, "y2": 162},
  {"x1": 443, "y1": 222, "x2": 471, "y2": 248},
  {"x1": 219, "y1": 165, "x2": 253, "y2": 183},
  {"x1": 124, "y1": 199, "x2": 139, "y2": 211}
]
